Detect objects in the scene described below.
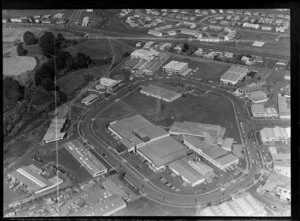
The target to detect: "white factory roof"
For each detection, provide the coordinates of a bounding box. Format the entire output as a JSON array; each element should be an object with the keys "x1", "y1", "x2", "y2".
[
  {"x1": 252, "y1": 41, "x2": 265, "y2": 47},
  {"x1": 278, "y1": 94, "x2": 290, "y2": 116},
  {"x1": 200, "y1": 192, "x2": 266, "y2": 216},
  {"x1": 220, "y1": 66, "x2": 248, "y2": 84},
  {"x1": 81, "y1": 94, "x2": 98, "y2": 103},
  {"x1": 260, "y1": 127, "x2": 290, "y2": 140},
  {"x1": 100, "y1": 77, "x2": 118, "y2": 87},
  {"x1": 163, "y1": 60, "x2": 188, "y2": 71}
]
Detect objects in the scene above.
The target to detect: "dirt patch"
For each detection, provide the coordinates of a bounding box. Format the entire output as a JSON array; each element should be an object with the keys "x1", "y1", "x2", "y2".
[{"x1": 3, "y1": 56, "x2": 37, "y2": 77}]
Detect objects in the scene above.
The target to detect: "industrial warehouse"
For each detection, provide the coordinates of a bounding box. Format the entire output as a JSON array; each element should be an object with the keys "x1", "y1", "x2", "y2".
[
  {"x1": 98, "y1": 77, "x2": 124, "y2": 93},
  {"x1": 7, "y1": 164, "x2": 63, "y2": 195},
  {"x1": 42, "y1": 117, "x2": 67, "y2": 143},
  {"x1": 183, "y1": 136, "x2": 239, "y2": 171},
  {"x1": 277, "y1": 94, "x2": 291, "y2": 120},
  {"x1": 168, "y1": 155, "x2": 214, "y2": 187},
  {"x1": 140, "y1": 84, "x2": 182, "y2": 102},
  {"x1": 220, "y1": 66, "x2": 249, "y2": 85},
  {"x1": 251, "y1": 104, "x2": 279, "y2": 118},
  {"x1": 163, "y1": 60, "x2": 189, "y2": 75},
  {"x1": 246, "y1": 91, "x2": 268, "y2": 103},
  {"x1": 63, "y1": 140, "x2": 108, "y2": 177},
  {"x1": 259, "y1": 127, "x2": 290, "y2": 144},
  {"x1": 81, "y1": 94, "x2": 99, "y2": 105},
  {"x1": 108, "y1": 115, "x2": 169, "y2": 152},
  {"x1": 169, "y1": 121, "x2": 226, "y2": 145}
]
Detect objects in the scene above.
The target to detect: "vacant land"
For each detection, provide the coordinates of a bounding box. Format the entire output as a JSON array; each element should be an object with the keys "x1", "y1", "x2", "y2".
[
  {"x1": 56, "y1": 69, "x2": 89, "y2": 98},
  {"x1": 3, "y1": 56, "x2": 37, "y2": 77},
  {"x1": 66, "y1": 38, "x2": 111, "y2": 61},
  {"x1": 240, "y1": 32, "x2": 278, "y2": 42},
  {"x1": 39, "y1": 147, "x2": 92, "y2": 183},
  {"x1": 191, "y1": 61, "x2": 230, "y2": 81},
  {"x1": 99, "y1": 102, "x2": 132, "y2": 120}
]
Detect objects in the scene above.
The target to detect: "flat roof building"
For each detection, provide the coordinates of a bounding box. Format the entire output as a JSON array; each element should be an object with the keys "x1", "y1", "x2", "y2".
[
  {"x1": 163, "y1": 60, "x2": 189, "y2": 75},
  {"x1": 140, "y1": 84, "x2": 182, "y2": 102},
  {"x1": 199, "y1": 192, "x2": 266, "y2": 216},
  {"x1": 278, "y1": 94, "x2": 290, "y2": 120},
  {"x1": 169, "y1": 159, "x2": 205, "y2": 187},
  {"x1": 137, "y1": 136, "x2": 187, "y2": 171},
  {"x1": 7, "y1": 165, "x2": 63, "y2": 194},
  {"x1": 221, "y1": 138, "x2": 234, "y2": 151},
  {"x1": 42, "y1": 117, "x2": 67, "y2": 143},
  {"x1": 182, "y1": 155, "x2": 214, "y2": 178},
  {"x1": 183, "y1": 136, "x2": 239, "y2": 171},
  {"x1": 252, "y1": 41, "x2": 265, "y2": 47},
  {"x1": 63, "y1": 140, "x2": 108, "y2": 177},
  {"x1": 220, "y1": 66, "x2": 248, "y2": 85},
  {"x1": 246, "y1": 91, "x2": 268, "y2": 103},
  {"x1": 259, "y1": 127, "x2": 290, "y2": 144},
  {"x1": 131, "y1": 49, "x2": 159, "y2": 61},
  {"x1": 102, "y1": 179, "x2": 128, "y2": 199},
  {"x1": 170, "y1": 121, "x2": 226, "y2": 143},
  {"x1": 251, "y1": 104, "x2": 278, "y2": 118},
  {"x1": 81, "y1": 94, "x2": 99, "y2": 105},
  {"x1": 108, "y1": 115, "x2": 169, "y2": 152}
]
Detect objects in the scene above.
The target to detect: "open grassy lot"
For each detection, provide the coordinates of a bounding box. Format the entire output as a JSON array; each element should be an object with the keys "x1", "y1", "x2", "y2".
[
  {"x1": 121, "y1": 90, "x2": 158, "y2": 116},
  {"x1": 66, "y1": 38, "x2": 111, "y2": 61},
  {"x1": 56, "y1": 69, "x2": 89, "y2": 98},
  {"x1": 191, "y1": 61, "x2": 231, "y2": 81},
  {"x1": 98, "y1": 102, "x2": 132, "y2": 119},
  {"x1": 240, "y1": 32, "x2": 279, "y2": 42},
  {"x1": 39, "y1": 147, "x2": 92, "y2": 183},
  {"x1": 265, "y1": 69, "x2": 286, "y2": 84}
]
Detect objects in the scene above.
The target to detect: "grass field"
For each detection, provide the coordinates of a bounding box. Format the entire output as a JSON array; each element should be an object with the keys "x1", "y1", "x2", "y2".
[
  {"x1": 66, "y1": 39, "x2": 111, "y2": 61},
  {"x1": 191, "y1": 61, "x2": 230, "y2": 81},
  {"x1": 39, "y1": 147, "x2": 92, "y2": 183},
  {"x1": 99, "y1": 102, "x2": 132, "y2": 119},
  {"x1": 240, "y1": 32, "x2": 278, "y2": 42}
]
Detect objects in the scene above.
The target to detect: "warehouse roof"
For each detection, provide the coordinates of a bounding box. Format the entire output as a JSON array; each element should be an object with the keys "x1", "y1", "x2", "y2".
[
  {"x1": 222, "y1": 138, "x2": 234, "y2": 150},
  {"x1": 140, "y1": 84, "x2": 182, "y2": 101},
  {"x1": 215, "y1": 153, "x2": 239, "y2": 166},
  {"x1": 252, "y1": 41, "x2": 265, "y2": 47},
  {"x1": 100, "y1": 77, "x2": 118, "y2": 87},
  {"x1": 170, "y1": 121, "x2": 225, "y2": 141},
  {"x1": 81, "y1": 94, "x2": 98, "y2": 103},
  {"x1": 163, "y1": 60, "x2": 188, "y2": 71},
  {"x1": 202, "y1": 146, "x2": 229, "y2": 159},
  {"x1": 64, "y1": 140, "x2": 107, "y2": 176},
  {"x1": 220, "y1": 66, "x2": 248, "y2": 83},
  {"x1": 169, "y1": 159, "x2": 204, "y2": 184},
  {"x1": 102, "y1": 179, "x2": 128, "y2": 199},
  {"x1": 138, "y1": 136, "x2": 187, "y2": 168},
  {"x1": 247, "y1": 91, "x2": 268, "y2": 102},
  {"x1": 182, "y1": 156, "x2": 214, "y2": 177},
  {"x1": 183, "y1": 135, "x2": 212, "y2": 150},
  {"x1": 109, "y1": 115, "x2": 168, "y2": 149}
]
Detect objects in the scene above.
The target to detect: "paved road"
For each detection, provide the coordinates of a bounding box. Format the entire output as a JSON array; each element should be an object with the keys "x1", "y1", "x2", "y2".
[{"x1": 79, "y1": 77, "x2": 263, "y2": 207}]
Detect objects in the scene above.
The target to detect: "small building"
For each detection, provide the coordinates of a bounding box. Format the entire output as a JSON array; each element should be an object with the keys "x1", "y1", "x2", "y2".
[
  {"x1": 163, "y1": 60, "x2": 188, "y2": 75},
  {"x1": 251, "y1": 104, "x2": 266, "y2": 117},
  {"x1": 42, "y1": 117, "x2": 67, "y2": 143},
  {"x1": 99, "y1": 77, "x2": 124, "y2": 93},
  {"x1": 220, "y1": 66, "x2": 248, "y2": 85},
  {"x1": 246, "y1": 91, "x2": 268, "y2": 103},
  {"x1": 252, "y1": 41, "x2": 265, "y2": 47},
  {"x1": 82, "y1": 16, "x2": 89, "y2": 26},
  {"x1": 243, "y1": 22, "x2": 260, "y2": 29},
  {"x1": 284, "y1": 71, "x2": 290, "y2": 80},
  {"x1": 224, "y1": 52, "x2": 233, "y2": 58},
  {"x1": 148, "y1": 29, "x2": 163, "y2": 37},
  {"x1": 131, "y1": 49, "x2": 159, "y2": 61},
  {"x1": 81, "y1": 94, "x2": 99, "y2": 105}
]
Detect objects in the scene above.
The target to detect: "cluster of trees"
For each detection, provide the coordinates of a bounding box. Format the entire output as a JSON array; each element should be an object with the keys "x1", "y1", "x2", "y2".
[
  {"x1": 3, "y1": 77, "x2": 24, "y2": 106},
  {"x1": 16, "y1": 43, "x2": 28, "y2": 56}
]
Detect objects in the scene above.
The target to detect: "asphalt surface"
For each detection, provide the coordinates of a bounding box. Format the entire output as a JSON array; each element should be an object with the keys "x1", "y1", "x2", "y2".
[{"x1": 79, "y1": 76, "x2": 264, "y2": 207}]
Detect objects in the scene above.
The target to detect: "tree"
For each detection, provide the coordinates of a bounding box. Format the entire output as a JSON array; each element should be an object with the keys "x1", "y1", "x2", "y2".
[
  {"x1": 16, "y1": 43, "x2": 28, "y2": 56},
  {"x1": 182, "y1": 43, "x2": 189, "y2": 53},
  {"x1": 55, "y1": 51, "x2": 72, "y2": 70},
  {"x1": 34, "y1": 62, "x2": 55, "y2": 87},
  {"x1": 40, "y1": 77, "x2": 55, "y2": 91},
  {"x1": 3, "y1": 77, "x2": 24, "y2": 103},
  {"x1": 39, "y1": 31, "x2": 55, "y2": 56},
  {"x1": 23, "y1": 31, "x2": 37, "y2": 45}
]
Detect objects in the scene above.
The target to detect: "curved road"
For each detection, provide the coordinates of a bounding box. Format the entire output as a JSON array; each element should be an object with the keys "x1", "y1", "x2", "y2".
[{"x1": 79, "y1": 77, "x2": 262, "y2": 207}]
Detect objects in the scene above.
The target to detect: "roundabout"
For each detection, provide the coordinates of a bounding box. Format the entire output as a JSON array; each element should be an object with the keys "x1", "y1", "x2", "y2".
[{"x1": 79, "y1": 76, "x2": 261, "y2": 207}]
